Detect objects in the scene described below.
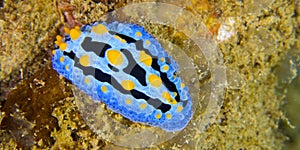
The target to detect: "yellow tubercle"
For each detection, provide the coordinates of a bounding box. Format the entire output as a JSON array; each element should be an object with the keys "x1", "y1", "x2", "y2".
[
  {"x1": 136, "y1": 31, "x2": 142, "y2": 37},
  {"x1": 56, "y1": 35, "x2": 63, "y2": 42},
  {"x1": 145, "y1": 40, "x2": 151, "y2": 45},
  {"x1": 162, "y1": 65, "x2": 169, "y2": 71},
  {"x1": 148, "y1": 74, "x2": 162, "y2": 87},
  {"x1": 65, "y1": 65, "x2": 69, "y2": 70},
  {"x1": 173, "y1": 75, "x2": 177, "y2": 79},
  {"x1": 70, "y1": 26, "x2": 81, "y2": 40},
  {"x1": 55, "y1": 41, "x2": 62, "y2": 46},
  {"x1": 114, "y1": 35, "x2": 126, "y2": 43},
  {"x1": 107, "y1": 50, "x2": 123, "y2": 66},
  {"x1": 162, "y1": 92, "x2": 177, "y2": 104},
  {"x1": 121, "y1": 80, "x2": 135, "y2": 90},
  {"x1": 52, "y1": 50, "x2": 56, "y2": 55},
  {"x1": 162, "y1": 92, "x2": 170, "y2": 100},
  {"x1": 79, "y1": 55, "x2": 90, "y2": 67},
  {"x1": 59, "y1": 56, "x2": 65, "y2": 63},
  {"x1": 159, "y1": 58, "x2": 165, "y2": 62},
  {"x1": 140, "y1": 103, "x2": 147, "y2": 109},
  {"x1": 170, "y1": 99, "x2": 177, "y2": 104},
  {"x1": 84, "y1": 78, "x2": 90, "y2": 84},
  {"x1": 166, "y1": 114, "x2": 172, "y2": 119},
  {"x1": 91, "y1": 24, "x2": 108, "y2": 35},
  {"x1": 176, "y1": 105, "x2": 183, "y2": 112},
  {"x1": 155, "y1": 113, "x2": 162, "y2": 119},
  {"x1": 180, "y1": 83, "x2": 185, "y2": 88},
  {"x1": 140, "y1": 51, "x2": 152, "y2": 66},
  {"x1": 64, "y1": 27, "x2": 70, "y2": 34},
  {"x1": 75, "y1": 26, "x2": 80, "y2": 30},
  {"x1": 125, "y1": 99, "x2": 132, "y2": 105},
  {"x1": 101, "y1": 85, "x2": 107, "y2": 92},
  {"x1": 174, "y1": 92, "x2": 177, "y2": 97},
  {"x1": 59, "y1": 42, "x2": 67, "y2": 50}
]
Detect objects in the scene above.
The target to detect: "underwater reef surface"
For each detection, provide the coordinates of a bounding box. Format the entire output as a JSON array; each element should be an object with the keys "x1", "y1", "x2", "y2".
[{"x1": 0, "y1": 0, "x2": 299, "y2": 149}]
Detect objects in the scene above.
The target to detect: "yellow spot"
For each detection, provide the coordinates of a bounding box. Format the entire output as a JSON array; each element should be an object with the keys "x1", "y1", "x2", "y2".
[
  {"x1": 140, "y1": 103, "x2": 147, "y2": 109},
  {"x1": 91, "y1": 24, "x2": 108, "y2": 35},
  {"x1": 84, "y1": 78, "x2": 90, "y2": 84},
  {"x1": 162, "y1": 92, "x2": 177, "y2": 104},
  {"x1": 162, "y1": 92, "x2": 171, "y2": 100},
  {"x1": 159, "y1": 58, "x2": 165, "y2": 62},
  {"x1": 75, "y1": 26, "x2": 80, "y2": 30},
  {"x1": 148, "y1": 74, "x2": 162, "y2": 87},
  {"x1": 107, "y1": 50, "x2": 123, "y2": 66},
  {"x1": 79, "y1": 55, "x2": 90, "y2": 67},
  {"x1": 115, "y1": 35, "x2": 126, "y2": 43},
  {"x1": 64, "y1": 27, "x2": 70, "y2": 34},
  {"x1": 155, "y1": 113, "x2": 162, "y2": 119},
  {"x1": 140, "y1": 51, "x2": 152, "y2": 66},
  {"x1": 55, "y1": 41, "x2": 62, "y2": 46},
  {"x1": 176, "y1": 105, "x2": 183, "y2": 112},
  {"x1": 101, "y1": 85, "x2": 107, "y2": 92},
  {"x1": 174, "y1": 92, "x2": 177, "y2": 97},
  {"x1": 125, "y1": 99, "x2": 132, "y2": 105},
  {"x1": 166, "y1": 114, "x2": 172, "y2": 119},
  {"x1": 59, "y1": 42, "x2": 67, "y2": 50},
  {"x1": 65, "y1": 65, "x2": 69, "y2": 70},
  {"x1": 121, "y1": 80, "x2": 135, "y2": 90},
  {"x1": 52, "y1": 50, "x2": 56, "y2": 55},
  {"x1": 170, "y1": 99, "x2": 177, "y2": 104},
  {"x1": 136, "y1": 31, "x2": 142, "y2": 37},
  {"x1": 145, "y1": 40, "x2": 150, "y2": 45},
  {"x1": 180, "y1": 83, "x2": 185, "y2": 88},
  {"x1": 70, "y1": 27, "x2": 81, "y2": 40},
  {"x1": 59, "y1": 56, "x2": 65, "y2": 63},
  {"x1": 162, "y1": 65, "x2": 169, "y2": 71},
  {"x1": 56, "y1": 35, "x2": 63, "y2": 42}
]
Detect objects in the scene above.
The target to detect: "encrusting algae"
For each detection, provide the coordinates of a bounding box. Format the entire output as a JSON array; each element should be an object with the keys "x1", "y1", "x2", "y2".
[{"x1": 0, "y1": 0, "x2": 299, "y2": 149}]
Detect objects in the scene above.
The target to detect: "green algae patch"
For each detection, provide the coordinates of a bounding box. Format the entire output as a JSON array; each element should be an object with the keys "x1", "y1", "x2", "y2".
[{"x1": 0, "y1": 0, "x2": 299, "y2": 149}]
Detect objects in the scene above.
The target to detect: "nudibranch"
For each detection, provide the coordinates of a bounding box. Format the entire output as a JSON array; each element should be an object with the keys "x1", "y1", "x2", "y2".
[{"x1": 52, "y1": 21, "x2": 192, "y2": 132}]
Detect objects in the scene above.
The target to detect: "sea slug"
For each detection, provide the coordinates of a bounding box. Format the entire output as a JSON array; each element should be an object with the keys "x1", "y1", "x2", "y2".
[{"x1": 52, "y1": 21, "x2": 192, "y2": 132}]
